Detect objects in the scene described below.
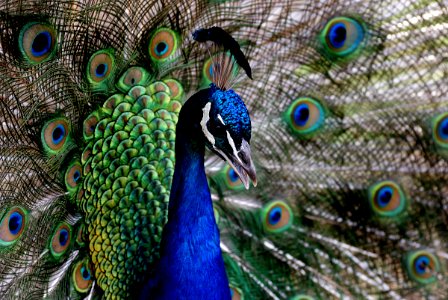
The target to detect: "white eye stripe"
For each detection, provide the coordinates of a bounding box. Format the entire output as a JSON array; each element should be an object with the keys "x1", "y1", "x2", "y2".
[
  {"x1": 217, "y1": 114, "x2": 226, "y2": 125},
  {"x1": 201, "y1": 102, "x2": 215, "y2": 145},
  {"x1": 226, "y1": 130, "x2": 242, "y2": 165}
]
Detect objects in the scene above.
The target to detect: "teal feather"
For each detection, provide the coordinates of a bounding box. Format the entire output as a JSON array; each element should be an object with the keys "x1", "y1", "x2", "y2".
[{"x1": 0, "y1": 0, "x2": 447, "y2": 299}]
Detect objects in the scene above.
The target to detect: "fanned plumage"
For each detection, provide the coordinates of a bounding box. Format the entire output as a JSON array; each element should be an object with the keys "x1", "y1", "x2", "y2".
[{"x1": 0, "y1": 0, "x2": 447, "y2": 299}]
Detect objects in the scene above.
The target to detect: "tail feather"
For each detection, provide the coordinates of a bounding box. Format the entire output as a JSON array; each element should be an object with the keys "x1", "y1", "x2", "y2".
[{"x1": 210, "y1": 0, "x2": 447, "y2": 298}]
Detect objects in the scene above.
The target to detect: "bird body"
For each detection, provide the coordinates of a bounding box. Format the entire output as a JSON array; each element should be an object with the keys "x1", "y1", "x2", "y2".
[
  {"x1": 0, "y1": 0, "x2": 447, "y2": 299},
  {"x1": 142, "y1": 88, "x2": 235, "y2": 300},
  {"x1": 141, "y1": 81, "x2": 255, "y2": 299}
]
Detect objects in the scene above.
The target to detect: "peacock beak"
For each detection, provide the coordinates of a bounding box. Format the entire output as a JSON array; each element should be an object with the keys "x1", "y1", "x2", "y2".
[{"x1": 214, "y1": 139, "x2": 257, "y2": 189}]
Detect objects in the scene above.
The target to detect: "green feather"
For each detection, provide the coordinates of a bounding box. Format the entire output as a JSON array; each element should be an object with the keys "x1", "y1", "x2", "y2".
[{"x1": 0, "y1": 0, "x2": 446, "y2": 299}]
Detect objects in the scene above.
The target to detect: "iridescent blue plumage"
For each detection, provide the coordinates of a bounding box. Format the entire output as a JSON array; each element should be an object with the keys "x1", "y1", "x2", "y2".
[
  {"x1": 141, "y1": 86, "x2": 255, "y2": 299},
  {"x1": 207, "y1": 84, "x2": 251, "y2": 149}
]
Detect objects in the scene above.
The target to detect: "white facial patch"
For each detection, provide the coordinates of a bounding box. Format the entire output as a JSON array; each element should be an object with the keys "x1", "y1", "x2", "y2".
[
  {"x1": 217, "y1": 114, "x2": 226, "y2": 125},
  {"x1": 201, "y1": 102, "x2": 215, "y2": 145},
  {"x1": 226, "y1": 130, "x2": 242, "y2": 165}
]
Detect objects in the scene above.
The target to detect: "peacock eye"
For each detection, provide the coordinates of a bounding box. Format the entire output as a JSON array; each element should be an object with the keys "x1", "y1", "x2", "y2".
[
  {"x1": 228, "y1": 168, "x2": 238, "y2": 182},
  {"x1": 203, "y1": 56, "x2": 216, "y2": 84},
  {"x1": 213, "y1": 123, "x2": 226, "y2": 135},
  {"x1": 284, "y1": 97, "x2": 325, "y2": 136},
  {"x1": 19, "y1": 22, "x2": 57, "y2": 64},
  {"x1": 320, "y1": 17, "x2": 365, "y2": 57},
  {"x1": 42, "y1": 118, "x2": 71, "y2": 154},
  {"x1": 52, "y1": 125, "x2": 65, "y2": 144},
  {"x1": 164, "y1": 79, "x2": 184, "y2": 101},
  {"x1": 148, "y1": 28, "x2": 179, "y2": 62},
  {"x1": 368, "y1": 180, "x2": 407, "y2": 217},
  {"x1": 83, "y1": 112, "x2": 100, "y2": 141},
  {"x1": 156, "y1": 41, "x2": 168, "y2": 55},
  {"x1": 50, "y1": 222, "x2": 72, "y2": 259},
  {"x1": 202, "y1": 52, "x2": 238, "y2": 86},
  {"x1": 0, "y1": 207, "x2": 28, "y2": 246},
  {"x1": 65, "y1": 160, "x2": 83, "y2": 193},
  {"x1": 87, "y1": 49, "x2": 115, "y2": 89},
  {"x1": 72, "y1": 259, "x2": 93, "y2": 293},
  {"x1": 432, "y1": 112, "x2": 448, "y2": 149},
  {"x1": 261, "y1": 201, "x2": 293, "y2": 233},
  {"x1": 223, "y1": 164, "x2": 244, "y2": 190},
  {"x1": 405, "y1": 250, "x2": 440, "y2": 284},
  {"x1": 117, "y1": 66, "x2": 150, "y2": 92}
]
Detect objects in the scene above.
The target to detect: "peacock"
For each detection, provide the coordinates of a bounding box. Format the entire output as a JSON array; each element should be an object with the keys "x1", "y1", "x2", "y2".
[{"x1": 0, "y1": 0, "x2": 447, "y2": 299}]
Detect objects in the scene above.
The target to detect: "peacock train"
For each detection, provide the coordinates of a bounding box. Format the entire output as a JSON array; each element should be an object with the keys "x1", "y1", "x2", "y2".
[{"x1": 0, "y1": 0, "x2": 447, "y2": 299}]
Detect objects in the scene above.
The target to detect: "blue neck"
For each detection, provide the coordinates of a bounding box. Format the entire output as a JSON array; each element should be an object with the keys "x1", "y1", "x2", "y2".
[{"x1": 141, "y1": 91, "x2": 231, "y2": 300}]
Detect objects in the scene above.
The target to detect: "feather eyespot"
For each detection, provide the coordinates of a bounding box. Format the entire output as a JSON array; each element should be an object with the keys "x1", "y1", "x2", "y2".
[
  {"x1": 164, "y1": 79, "x2": 184, "y2": 100},
  {"x1": 222, "y1": 165, "x2": 244, "y2": 190},
  {"x1": 72, "y1": 259, "x2": 93, "y2": 293},
  {"x1": 117, "y1": 67, "x2": 150, "y2": 92},
  {"x1": 320, "y1": 17, "x2": 365, "y2": 57},
  {"x1": 202, "y1": 52, "x2": 238, "y2": 86},
  {"x1": 42, "y1": 118, "x2": 71, "y2": 154},
  {"x1": 83, "y1": 112, "x2": 99, "y2": 141},
  {"x1": 405, "y1": 250, "x2": 440, "y2": 284},
  {"x1": 261, "y1": 201, "x2": 293, "y2": 233},
  {"x1": 203, "y1": 56, "x2": 216, "y2": 83},
  {"x1": 50, "y1": 222, "x2": 72, "y2": 259},
  {"x1": 284, "y1": 98, "x2": 325, "y2": 136},
  {"x1": 229, "y1": 285, "x2": 243, "y2": 300},
  {"x1": 432, "y1": 112, "x2": 448, "y2": 149},
  {"x1": 65, "y1": 161, "x2": 82, "y2": 193},
  {"x1": 87, "y1": 49, "x2": 115, "y2": 87},
  {"x1": 368, "y1": 180, "x2": 406, "y2": 217},
  {"x1": 148, "y1": 28, "x2": 179, "y2": 62},
  {"x1": 0, "y1": 207, "x2": 27, "y2": 246},
  {"x1": 19, "y1": 22, "x2": 57, "y2": 64}
]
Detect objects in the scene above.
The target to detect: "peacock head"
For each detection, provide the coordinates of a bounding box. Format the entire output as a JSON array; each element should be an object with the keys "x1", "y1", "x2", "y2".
[{"x1": 201, "y1": 84, "x2": 257, "y2": 189}]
